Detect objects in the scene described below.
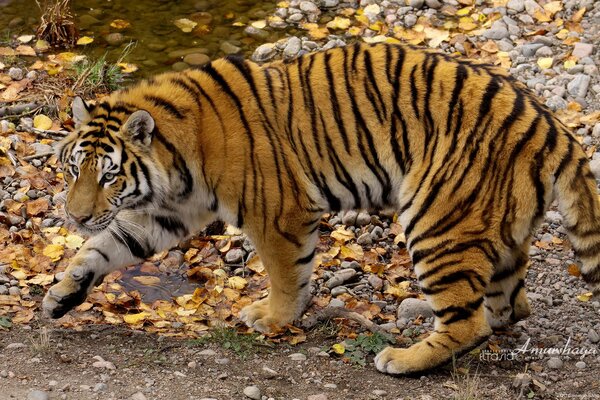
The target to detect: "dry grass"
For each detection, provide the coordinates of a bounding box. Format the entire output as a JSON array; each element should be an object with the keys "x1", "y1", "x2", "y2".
[
  {"x1": 29, "y1": 326, "x2": 52, "y2": 356},
  {"x1": 451, "y1": 357, "x2": 482, "y2": 400},
  {"x1": 35, "y1": 0, "x2": 78, "y2": 48}
]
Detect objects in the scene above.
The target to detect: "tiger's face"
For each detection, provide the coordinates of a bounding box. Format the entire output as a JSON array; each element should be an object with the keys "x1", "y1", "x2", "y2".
[{"x1": 58, "y1": 97, "x2": 156, "y2": 234}]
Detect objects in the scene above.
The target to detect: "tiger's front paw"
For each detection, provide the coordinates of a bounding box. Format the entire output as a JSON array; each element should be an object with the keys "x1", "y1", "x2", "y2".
[
  {"x1": 239, "y1": 298, "x2": 293, "y2": 333},
  {"x1": 42, "y1": 267, "x2": 102, "y2": 319}
]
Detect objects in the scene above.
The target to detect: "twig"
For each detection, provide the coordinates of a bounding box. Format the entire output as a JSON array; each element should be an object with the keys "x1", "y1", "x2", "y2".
[
  {"x1": 20, "y1": 126, "x2": 69, "y2": 139},
  {"x1": 301, "y1": 306, "x2": 396, "y2": 343},
  {"x1": 23, "y1": 151, "x2": 55, "y2": 161},
  {"x1": 0, "y1": 102, "x2": 40, "y2": 117}
]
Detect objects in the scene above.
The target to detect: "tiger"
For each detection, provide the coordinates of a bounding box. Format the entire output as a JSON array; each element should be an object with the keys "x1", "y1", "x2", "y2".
[{"x1": 42, "y1": 42, "x2": 600, "y2": 375}]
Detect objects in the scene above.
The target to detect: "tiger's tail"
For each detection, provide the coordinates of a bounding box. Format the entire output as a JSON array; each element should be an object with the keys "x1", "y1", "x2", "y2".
[{"x1": 554, "y1": 138, "x2": 600, "y2": 295}]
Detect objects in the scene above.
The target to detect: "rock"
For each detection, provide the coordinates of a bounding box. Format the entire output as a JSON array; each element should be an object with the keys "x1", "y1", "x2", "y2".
[
  {"x1": 408, "y1": 0, "x2": 424, "y2": 9},
  {"x1": 507, "y1": 0, "x2": 525, "y2": 12},
  {"x1": 546, "y1": 95, "x2": 568, "y2": 111},
  {"x1": 357, "y1": 232, "x2": 372, "y2": 245},
  {"x1": 404, "y1": 14, "x2": 418, "y2": 27},
  {"x1": 0, "y1": 286, "x2": 8, "y2": 295},
  {"x1": 535, "y1": 46, "x2": 553, "y2": 57},
  {"x1": 215, "y1": 357, "x2": 230, "y2": 364},
  {"x1": 198, "y1": 349, "x2": 217, "y2": 357},
  {"x1": 575, "y1": 361, "x2": 586, "y2": 369},
  {"x1": 367, "y1": 275, "x2": 383, "y2": 291},
  {"x1": 0, "y1": 120, "x2": 11, "y2": 133},
  {"x1": 27, "y1": 390, "x2": 49, "y2": 400},
  {"x1": 356, "y1": 212, "x2": 371, "y2": 226},
  {"x1": 483, "y1": 21, "x2": 509, "y2": 40},
  {"x1": 220, "y1": 41, "x2": 241, "y2": 55},
  {"x1": 300, "y1": 1, "x2": 319, "y2": 13},
  {"x1": 105, "y1": 33, "x2": 125, "y2": 46},
  {"x1": 589, "y1": 329, "x2": 600, "y2": 343},
  {"x1": 288, "y1": 353, "x2": 307, "y2": 361},
  {"x1": 243, "y1": 385, "x2": 261, "y2": 400},
  {"x1": 330, "y1": 286, "x2": 347, "y2": 296},
  {"x1": 31, "y1": 143, "x2": 53, "y2": 155},
  {"x1": 130, "y1": 392, "x2": 147, "y2": 400},
  {"x1": 321, "y1": 0, "x2": 339, "y2": 7},
  {"x1": 262, "y1": 366, "x2": 278, "y2": 378},
  {"x1": 572, "y1": 42, "x2": 593, "y2": 59},
  {"x1": 425, "y1": 0, "x2": 442, "y2": 9},
  {"x1": 397, "y1": 298, "x2": 433, "y2": 319},
  {"x1": 8, "y1": 67, "x2": 23, "y2": 81},
  {"x1": 225, "y1": 248, "x2": 244, "y2": 264},
  {"x1": 329, "y1": 298, "x2": 344, "y2": 308},
  {"x1": 341, "y1": 210, "x2": 358, "y2": 226},
  {"x1": 325, "y1": 268, "x2": 356, "y2": 288},
  {"x1": 93, "y1": 383, "x2": 108, "y2": 392},
  {"x1": 524, "y1": 0, "x2": 543, "y2": 16},
  {"x1": 252, "y1": 43, "x2": 277, "y2": 62},
  {"x1": 8, "y1": 286, "x2": 20, "y2": 296},
  {"x1": 283, "y1": 37, "x2": 302, "y2": 60},
  {"x1": 567, "y1": 74, "x2": 591, "y2": 98},
  {"x1": 6, "y1": 342, "x2": 27, "y2": 349},
  {"x1": 79, "y1": 14, "x2": 101, "y2": 29},
  {"x1": 547, "y1": 357, "x2": 563, "y2": 369},
  {"x1": 183, "y1": 53, "x2": 210, "y2": 66},
  {"x1": 307, "y1": 394, "x2": 328, "y2": 400},
  {"x1": 92, "y1": 356, "x2": 116, "y2": 370},
  {"x1": 373, "y1": 390, "x2": 388, "y2": 397}
]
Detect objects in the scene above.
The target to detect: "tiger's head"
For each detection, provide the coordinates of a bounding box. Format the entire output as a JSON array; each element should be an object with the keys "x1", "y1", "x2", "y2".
[{"x1": 57, "y1": 97, "x2": 157, "y2": 234}]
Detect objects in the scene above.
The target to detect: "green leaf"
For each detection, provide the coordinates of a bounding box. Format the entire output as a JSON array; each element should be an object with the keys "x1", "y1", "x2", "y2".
[{"x1": 0, "y1": 316, "x2": 12, "y2": 329}]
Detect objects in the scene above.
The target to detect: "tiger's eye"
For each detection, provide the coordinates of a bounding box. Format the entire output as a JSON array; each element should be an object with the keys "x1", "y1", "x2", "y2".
[
  {"x1": 71, "y1": 165, "x2": 79, "y2": 176},
  {"x1": 103, "y1": 172, "x2": 115, "y2": 181}
]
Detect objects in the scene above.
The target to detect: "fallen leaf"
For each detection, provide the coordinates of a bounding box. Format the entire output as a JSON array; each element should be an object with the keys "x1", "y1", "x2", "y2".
[
  {"x1": 331, "y1": 228, "x2": 355, "y2": 243},
  {"x1": 15, "y1": 45, "x2": 36, "y2": 56},
  {"x1": 567, "y1": 263, "x2": 581, "y2": 277},
  {"x1": 576, "y1": 292, "x2": 593, "y2": 302},
  {"x1": 332, "y1": 343, "x2": 345, "y2": 354},
  {"x1": 26, "y1": 198, "x2": 49, "y2": 216},
  {"x1": 17, "y1": 35, "x2": 34, "y2": 43},
  {"x1": 543, "y1": 1, "x2": 562, "y2": 16},
  {"x1": 33, "y1": 114, "x2": 53, "y2": 130},
  {"x1": 571, "y1": 7, "x2": 586, "y2": 23},
  {"x1": 327, "y1": 16, "x2": 351, "y2": 30},
  {"x1": 0, "y1": 78, "x2": 31, "y2": 102},
  {"x1": 65, "y1": 234, "x2": 85, "y2": 250},
  {"x1": 132, "y1": 276, "x2": 161, "y2": 285},
  {"x1": 43, "y1": 244, "x2": 64, "y2": 262},
  {"x1": 10, "y1": 270, "x2": 28, "y2": 280},
  {"x1": 27, "y1": 273, "x2": 54, "y2": 285},
  {"x1": 227, "y1": 276, "x2": 247, "y2": 290},
  {"x1": 174, "y1": 18, "x2": 198, "y2": 33},
  {"x1": 76, "y1": 36, "x2": 94, "y2": 45},
  {"x1": 110, "y1": 19, "x2": 131, "y2": 29},
  {"x1": 117, "y1": 63, "x2": 138, "y2": 73},
  {"x1": 123, "y1": 312, "x2": 150, "y2": 325}
]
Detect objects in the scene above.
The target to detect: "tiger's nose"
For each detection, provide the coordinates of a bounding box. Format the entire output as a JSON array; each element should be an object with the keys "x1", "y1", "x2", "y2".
[{"x1": 70, "y1": 213, "x2": 92, "y2": 224}]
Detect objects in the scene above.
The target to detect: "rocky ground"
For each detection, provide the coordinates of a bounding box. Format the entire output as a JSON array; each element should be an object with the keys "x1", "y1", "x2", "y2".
[{"x1": 1, "y1": 0, "x2": 600, "y2": 399}]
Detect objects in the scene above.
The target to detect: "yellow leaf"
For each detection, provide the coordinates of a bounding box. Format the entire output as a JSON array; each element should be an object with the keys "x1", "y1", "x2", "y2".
[
  {"x1": 17, "y1": 35, "x2": 34, "y2": 43},
  {"x1": 27, "y1": 274, "x2": 54, "y2": 286},
  {"x1": 326, "y1": 17, "x2": 351, "y2": 30},
  {"x1": 571, "y1": 7, "x2": 586, "y2": 23},
  {"x1": 537, "y1": 57, "x2": 553, "y2": 69},
  {"x1": 76, "y1": 36, "x2": 94, "y2": 45},
  {"x1": 118, "y1": 63, "x2": 138, "y2": 74},
  {"x1": 123, "y1": 312, "x2": 150, "y2": 324},
  {"x1": 533, "y1": 10, "x2": 552, "y2": 22},
  {"x1": 362, "y1": 35, "x2": 387, "y2": 44},
  {"x1": 385, "y1": 280, "x2": 412, "y2": 299},
  {"x1": 43, "y1": 244, "x2": 64, "y2": 262},
  {"x1": 331, "y1": 228, "x2": 355, "y2": 243},
  {"x1": 456, "y1": 7, "x2": 472, "y2": 16},
  {"x1": 332, "y1": 343, "x2": 345, "y2": 354},
  {"x1": 174, "y1": 18, "x2": 198, "y2": 33},
  {"x1": 556, "y1": 28, "x2": 569, "y2": 40},
  {"x1": 33, "y1": 114, "x2": 53, "y2": 130},
  {"x1": 458, "y1": 18, "x2": 478, "y2": 31},
  {"x1": 65, "y1": 234, "x2": 84, "y2": 250},
  {"x1": 227, "y1": 276, "x2": 247, "y2": 290},
  {"x1": 132, "y1": 276, "x2": 161, "y2": 285},
  {"x1": 543, "y1": 1, "x2": 562, "y2": 16},
  {"x1": 577, "y1": 292, "x2": 593, "y2": 302},
  {"x1": 564, "y1": 59, "x2": 577, "y2": 69},
  {"x1": 110, "y1": 19, "x2": 131, "y2": 29},
  {"x1": 10, "y1": 270, "x2": 28, "y2": 280},
  {"x1": 424, "y1": 27, "x2": 450, "y2": 48}
]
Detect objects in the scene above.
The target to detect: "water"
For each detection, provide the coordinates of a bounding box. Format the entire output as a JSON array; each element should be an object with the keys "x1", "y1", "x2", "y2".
[{"x1": 0, "y1": 0, "x2": 283, "y2": 75}]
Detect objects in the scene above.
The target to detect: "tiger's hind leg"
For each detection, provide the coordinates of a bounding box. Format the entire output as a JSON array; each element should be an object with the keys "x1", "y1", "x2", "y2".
[
  {"x1": 484, "y1": 242, "x2": 531, "y2": 329},
  {"x1": 375, "y1": 243, "x2": 494, "y2": 374}
]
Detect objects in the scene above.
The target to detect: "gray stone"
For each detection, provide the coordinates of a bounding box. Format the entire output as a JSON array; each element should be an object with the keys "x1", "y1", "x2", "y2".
[
  {"x1": 575, "y1": 361, "x2": 586, "y2": 369},
  {"x1": 330, "y1": 286, "x2": 347, "y2": 296},
  {"x1": 356, "y1": 212, "x2": 371, "y2": 226},
  {"x1": 329, "y1": 298, "x2": 344, "y2": 308},
  {"x1": 547, "y1": 357, "x2": 563, "y2": 369},
  {"x1": 325, "y1": 268, "x2": 357, "y2": 288},
  {"x1": 300, "y1": 1, "x2": 319, "y2": 13},
  {"x1": 6, "y1": 342, "x2": 26, "y2": 349},
  {"x1": 483, "y1": 21, "x2": 509, "y2": 40},
  {"x1": 220, "y1": 41, "x2": 241, "y2": 55},
  {"x1": 79, "y1": 14, "x2": 101, "y2": 29},
  {"x1": 130, "y1": 393, "x2": 147, "y2": 400},
  {"x1": 225, "y1": 248, "x2": 244, "y2": 264},
  {"x1": 524, "y1": 0, "x2": 543, "y2": 16},
  {"x1": 367, "y1": 275, "x2": 383, "y2": 291},
  {"x1": 573, "y1": 42, "x2": 593, "y2": 59},
  {"x1": 589, "y1": 329, "x2": 600, "y2": 343},
  {"x1": 404, "y1": 14, "x2": 418, "y2": 27},
  {"x1": 567, "y1": 74, "x2": 591, "y2": 97},
  {"x1": 93, "y1": 383, "x2": 108, "y2": 392},
  {"x1": 31, "y1": 143, "x2": 53, "y2": 155},
  {"x1": 397, "y1": 298, "x2": 433, "y2": 319},
  {"x1": 357, "y1": 232, "x2": 372, "y2": 245},
  {"x1": 341, "y1": 210, "x2": 358, "y2": 226},
  {"x1": 425, "y1": 0, "x2": 442, "y2": 9},
  {"x1": 283, "y1": 37, "x2": 302, "y2": 60},
  {"x1": 289, "y1": 352, "x2": 307, "y2": 361},
  {"x1": 307, "y1": 394, "x2": 328, "y2": 400},
  {"x1": 27, "y1": 390, "x2": 49, "y2": 400},
  {"x1": 172, "y1": 62, "x2": 189, "y2": 71},
  {"x1": 535, "y1": 46, "x2": 553, "y2": 57},
  {"x1": 0, "y1": 286, "x2": 8, "y2": 295},
  {"x1": 198, "y1": 349, "x2": 217, "y2": 357},
  {"x1": 252, "y1": 43, "x2": 277, "y2": 62},
  {"x1": 8, "y1": 286, "x2": 20, "y2": 296},
  {"x1": 546, "y1": 95, "x2": 568, "y2": 111},
  {"x1": 105, "y1": 33, "x2": 125, "y2": 46},
  {"x1": 321, "y1": 0, "x2": 339, "y2": 7},
  {"x1": 244, "y1": 26, "x2": 269, "y2": 41},
  {"x1": 507, "y1": 0, "x2": 525, "y2": 12},
  {"x1": 183, "y1": 53, "x2": 210, "y2": 66},
  {"x1": 8, "y1": 67, "x2": 23, "y2": 81},
  {"x1": 408, "y1": 0, "x2": 424, "y2": 9},
  {"x1": 243, "y1": 385, "x2": 261, "y2": 400},
  {"x1": 592, "y1": 124, "x2": 600, "y2": 139},
  {"x1": 497, "y1": 40, "x2": 514, "y2": 52}
]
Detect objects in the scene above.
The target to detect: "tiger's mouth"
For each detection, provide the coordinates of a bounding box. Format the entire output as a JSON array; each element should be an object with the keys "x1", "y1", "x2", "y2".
[{"x1": 68, "y1": 214, "x2": 114, "y2": 235}]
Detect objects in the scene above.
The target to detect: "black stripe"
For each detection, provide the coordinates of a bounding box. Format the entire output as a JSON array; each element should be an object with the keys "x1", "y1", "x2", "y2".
[
  {"x1": 112, "y1": 221, "x2": 151, "y2": 259},
  {"x1": 325, "y1": 52, "x2": 350, "y2": 151},
  {"x1": 143, "y1": 95, "x2": 185, "y2": 119},
  {"x1": 296, "y1": 249, "x2": 316, "y2": 265},
  {"x1": 154, "y1": 215, "x2": 188, "y2": 237},
  {"x1": 88, "y1": 247, "x2": 109, "y2": 262}
]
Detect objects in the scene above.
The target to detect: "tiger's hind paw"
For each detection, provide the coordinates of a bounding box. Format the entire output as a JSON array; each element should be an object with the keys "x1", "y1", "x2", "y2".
[{"x1": 239, "y1": 298, "x2": 294, "y2": 333}]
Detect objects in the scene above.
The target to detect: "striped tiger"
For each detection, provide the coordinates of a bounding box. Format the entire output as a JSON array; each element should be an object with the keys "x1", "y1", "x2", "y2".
[{"x1": 42, "y1": 42, "x2": 600, "y2": 374}]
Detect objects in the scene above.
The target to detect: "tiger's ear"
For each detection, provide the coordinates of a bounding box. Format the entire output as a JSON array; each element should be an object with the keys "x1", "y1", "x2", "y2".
[
  {"x1": 123, "y1": 110, "x2": 155, "y2": 147},
  {"x1": 72, "y1": 96, "x2": 92, "y2": 128}
]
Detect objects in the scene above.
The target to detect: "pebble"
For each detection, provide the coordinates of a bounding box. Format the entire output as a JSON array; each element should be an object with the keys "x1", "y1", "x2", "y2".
[
  {"x1": 373, "y1": 390, "x2": 388, "y2": 397},
  {"x1": 404, "y1": 14, "x2": 417, "y2": 27},
  {"x1": 220, "y1": 41, "x2": 241, "y2": 55},
  {"x1": 27, "y1": 390, "x2": 49, "y2": 400},
  {"x1": 341, "y1": 210, "x2": 358, "y2": 226},
  {"x1": 507, "y1": 0, "x2": 525, "y2": 12},
  {"x1": 483, "y1": 21, "x2": 509, "y2": 40},
  {"x1": 262, "y1": 366, "x2": 278, "y2": 378},
  {"x1": 572, "y1": 42, "x2": 594, "y2": 59},
  {"x1": 357, "y1": 232, "x2": 372, "y2": 245},
  {"x1": 547, "y1": 357, "x2": 563, "y2": 369},
  {"x1": 397, "y1": 298, "x2": 433, "y2": 319},
  {"x1": 183, "y1": 53, "x2": 210, "y2": 66},
  {"x1": 252, "y1": 43, "x2": 277, "y2": 62},
  {"x1": 356, "y1": 212, "x2": 371, "y2": 226},
  {"x1": 198, "y1": 349, "x2": 217, "y2": 357},
  {"x1": 567, "y1": 74, "x2": 591, "y2": 98},
  {"x1": 225, "y1": 248, "x2": 244, "y2": 264},
  {"x1": 300, "y1": 1, "x2": 319, "y2": 13},
  {"x1": 243, "y1": 385, "x2": 261, "y2": 400},
  {"x1": 325, "y1": 268, "x2": 357, "y2": 288},
  {"x1": 283, "y1": 37, "x2": 302, "y2": 60},
  {"x1": 424, "y1": 0, "x2": 442, "y2": 9},
  {"x1": 307, "y1": 395, "x2": 328, "y2": 400},
  {"x1": 8, "y1": 286, "x2": 20, "y2": 296},
  {"x1": 105, "y1": 32, "x2": 125, "y2": 46},
  {"x1": 329, "y1": 298, "x2": 344, "y2": 308},
  {"x1": 408, "y1": 0, "x2": 424, "y2": 9},
  {"x1": 367, "y1": 275, "x2": 383, "y2": 290},
  {"x1": 215, "y1": 357, "x2": 230, "y2": 365},
  {"x1": 575, "y1": 361, "x2": 586, "y2": 369},
  {"x1": 324, "y1": 383, "x2": 337, "y2": 389},
  {"x1": 589, "y1": 329, "x2": 600, "y2": 343},
  {"x1": 6, "y1": 342, "x2": 27, "y2": 349},
  {"x1": 8, "y1": 67, "x2": 24, "y2": 81},
  {"x1": 288, "y1": 353, "x2": 307, "y2": 361},
  {"x1": 588, "y1": 159, "x2": 600, "y2": 180},
  {"x1": 130, "y1": 392, "x2": 147, "y2": 400},
  {"x1": 93, "y1": 383, "x2": 108, "y2": 392}
]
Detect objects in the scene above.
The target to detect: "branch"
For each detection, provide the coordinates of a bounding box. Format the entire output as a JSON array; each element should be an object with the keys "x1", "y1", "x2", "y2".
[
  {"x1": 301, "y1": 306, "x2": 396, "y2": 343},
  {"x1": 0, "y1": 102, "x2": 40, "y2": 117},
  {"x1": 23, "y1": 151, "x2": 55, "y2": 161}
]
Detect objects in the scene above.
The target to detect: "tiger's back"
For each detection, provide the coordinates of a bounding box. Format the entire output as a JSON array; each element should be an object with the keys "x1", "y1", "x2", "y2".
[{"x1": 44, "y1": 43, "x2": 600, "y2": 375}]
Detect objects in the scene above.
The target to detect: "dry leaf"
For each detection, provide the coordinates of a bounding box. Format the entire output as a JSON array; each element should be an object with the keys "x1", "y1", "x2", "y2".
[
  {"x1": 76, "y1": 36, "x2": 94, "y2": 45},
  {"x1": 576, "y1": 292, "x2": 593, "y2": 302},
  {"x1": 123, "y1": 312, "x2": 150, "y2": 324},
  {"x1": 227, "y1": 276, "x2": 247, "y2": 290},
  {"x1": 15, "y1": 45, "x2": 36, "y2": 56},
  {"x1": 33, "y1": 114, "x2": 53, "y2": 130},
  {"x1": 43, "y1": 244, "x2": 64, "y2": 262},
  {"x1": 110, "y1": 19, "x2": 131, "y2": 29},
  {"x1": 132, "y1": 276, "x2": 161, "y2": 285},
  {"x1": 567, "y1": 264, "x2": 581, "y2": 277},
  {"x1": 26, "y1": 198, "x2": 49, "y2": 216},
  {"x1": 332, "y1": 343, "x2": 345, "y2": 354},
  {"x1": 174, "y1": 18, "x2": 198, "y2": 33}
]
